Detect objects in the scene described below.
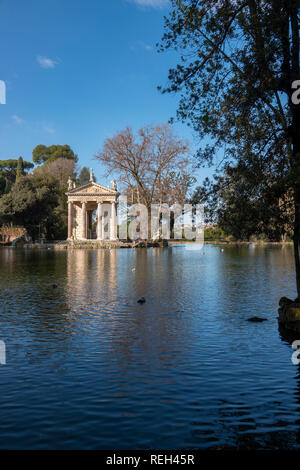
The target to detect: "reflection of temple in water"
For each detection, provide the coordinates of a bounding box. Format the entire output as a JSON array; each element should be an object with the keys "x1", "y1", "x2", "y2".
[
  {"x1": 66, "y1": 248, "x2": 190, "y2": 373},
  {"x1": 66, "y1": 249, "x2": 118, "y2": 314}
]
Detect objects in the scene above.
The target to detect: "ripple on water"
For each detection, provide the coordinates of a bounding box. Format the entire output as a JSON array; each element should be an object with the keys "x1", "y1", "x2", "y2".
[{"x1": 0, "y1": 245, "x2": 299, "y2": 449}]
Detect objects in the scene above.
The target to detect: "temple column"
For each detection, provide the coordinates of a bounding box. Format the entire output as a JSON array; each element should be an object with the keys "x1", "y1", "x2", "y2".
[
  {"x1": 110, "y1": 202, "x2": 117, "y2": 240},
  {"x1": 68, "y1": 201, "x2": 73, "y2": 239},
  {"x1": 82, "y1": 202, "x2": 87, "y2": 239},
  {"x1": 97, "y1": 202, "x2": 102, "y2": 240}
]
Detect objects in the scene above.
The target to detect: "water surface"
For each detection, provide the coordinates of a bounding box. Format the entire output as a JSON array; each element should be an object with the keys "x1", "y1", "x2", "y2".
[{"x1": 0, "y1": 244, "x2": 299, "y2": 449}]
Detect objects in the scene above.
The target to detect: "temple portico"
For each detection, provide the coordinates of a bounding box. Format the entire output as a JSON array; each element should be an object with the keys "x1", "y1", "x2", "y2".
[{"x1": 66, "y1": 171, "x2": 119, "y2": 241}]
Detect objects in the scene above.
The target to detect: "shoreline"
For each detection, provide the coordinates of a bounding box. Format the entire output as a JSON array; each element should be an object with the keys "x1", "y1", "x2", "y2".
[
  {"x1": 0, "y1": 240, "x2": 293, "y2": 249},
  {"x1": 0, "y1": 239, "x2": 169, "y2": 250},
  {"x1": 170, "y1": 240, "x2": 293, "y2": 246},
  {"x1": 209, "y1": 241, "x2": 293, "y2": 246}
]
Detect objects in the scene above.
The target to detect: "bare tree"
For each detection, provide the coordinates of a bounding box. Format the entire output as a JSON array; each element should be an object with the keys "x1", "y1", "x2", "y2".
[
  {"x1": 95, "y1": 123, "x2": 191, "y2": 209},
  {"x1": 33, "y1": 158, "x2": 77, "y2": 189}
]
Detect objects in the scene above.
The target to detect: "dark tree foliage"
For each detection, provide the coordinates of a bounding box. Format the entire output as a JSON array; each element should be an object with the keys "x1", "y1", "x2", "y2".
[
  {"x1": 0, "y1": 158, "x2": 34, "y2": 195},
  {"x1": 0, "y1": 159, "x2": 34, "y2": 171},
  {"x1": 32, "y1": 144, "x2": 78, "y2": 164},
  {"x1": 192, "y1": 162, "x2": 293, "y2": 241},
  {"x1": 159, "y1": 0, "x2": 300, "y2": 296},
  {"x1": 0, "y1": 175, "x2": 61, "y2": 240},
  {"x1": 0, "y1": 148, "x2": 80, "y2": 240}
]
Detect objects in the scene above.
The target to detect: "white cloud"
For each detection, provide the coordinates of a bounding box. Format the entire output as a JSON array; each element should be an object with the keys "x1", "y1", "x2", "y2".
[
  {"x1": 128, "y1": 0, "x2": 169, "y2": 9},
  {"x1": 12, "y1": 114, "x2": 24, "y2": 125},
  {"x1": 37, "y1": 55, "x2": 58, "y2": 69},
  {"x1": 43, "y1": 125, "x2": 56, "y2": 134},
  {"x1": 140, "y1": 41, "x2": 153, "y2": 51},
  {"x1": 130, "y1": 41, "x2": 153, "y2": 52}
]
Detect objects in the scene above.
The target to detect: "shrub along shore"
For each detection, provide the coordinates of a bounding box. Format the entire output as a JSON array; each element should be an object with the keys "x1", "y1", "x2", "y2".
[{"x1": 0, "y1": 239, "x2": 293, "y2": 250}]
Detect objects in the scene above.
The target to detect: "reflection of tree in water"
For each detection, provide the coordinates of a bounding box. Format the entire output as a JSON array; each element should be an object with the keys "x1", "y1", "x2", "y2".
[
  {"x1": 189, "y1": 396, "x2": 299, "y2": 449},
  {"x1": 206, "y1": 323, "x2": 300, "y2": 450},
  {"x1": 95, "y1": 248, "x2": 194, "y2": 401},
  {"x1": 67, "y1": 248, "x2": 195, "y2": 402},
  {"x1": 277, "y1": 324, "x2": 300, "y2": 448},
  {"x1": 204, "y1": 324, "x2": 300, "y2": 450},
  {"x1": 180, "y1": 320, "x2": 300, "y2": 450}
]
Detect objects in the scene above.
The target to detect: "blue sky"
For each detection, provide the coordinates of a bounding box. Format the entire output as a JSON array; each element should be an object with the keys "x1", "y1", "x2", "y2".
[{"x1": 0, "y1": 0, "x2": 214, "y2": 186}]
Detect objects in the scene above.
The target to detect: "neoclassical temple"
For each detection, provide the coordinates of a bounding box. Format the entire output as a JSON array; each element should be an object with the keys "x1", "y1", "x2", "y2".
[{"x1": 66, "y1": 170, "x2": 119, "y2": 241}]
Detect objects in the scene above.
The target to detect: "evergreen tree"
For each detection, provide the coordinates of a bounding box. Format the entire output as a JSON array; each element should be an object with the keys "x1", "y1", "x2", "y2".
[
  {"x1": 78, "y1": 167, "x2": 93, "y2": 186},
  {"x1": 0, "y1": 158, "x2": 34, "y2": 195},
  {"x1": 16, "y1": 156, "x2": 24, "y2": 181},
  {"x1": 32, "y1": 144, "x2": 78, "y2": 164},
  {"x1": 0, "y1": 175, "x2": 61, "y2": 240},
  {"x1": 159, "y1": 0, "x2": 300, "y2": 297}
]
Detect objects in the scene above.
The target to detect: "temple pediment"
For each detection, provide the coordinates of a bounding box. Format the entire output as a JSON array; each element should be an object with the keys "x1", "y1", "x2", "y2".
[{"x1": 66, "y1": 181, "x2": 117, "y2": 196}]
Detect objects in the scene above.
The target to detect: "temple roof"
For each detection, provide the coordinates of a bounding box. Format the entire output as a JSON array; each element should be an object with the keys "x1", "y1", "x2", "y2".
[{"x1": 66, "y1": 181, "x2": 118, "y2": 196}]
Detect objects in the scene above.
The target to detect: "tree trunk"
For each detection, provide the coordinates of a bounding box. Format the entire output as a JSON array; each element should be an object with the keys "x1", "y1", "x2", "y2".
[
  {"x1": 292, "y1": 111, "x2": 300, "y2": 299},
  {"x1": 293, "y1": 235, "x2": 300, "y2": 299},
  {"x1": 293, "y1": 159, "x2": 300, "y2": 297},
  {"x1": 290, "y1": 3, "x2": 300, "y2": 298}
]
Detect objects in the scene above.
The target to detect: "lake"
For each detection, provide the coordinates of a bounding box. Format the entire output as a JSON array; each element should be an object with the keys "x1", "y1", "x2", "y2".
[{"x1": 0, "y1": 244, "x2": 299, "y2": 450}]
